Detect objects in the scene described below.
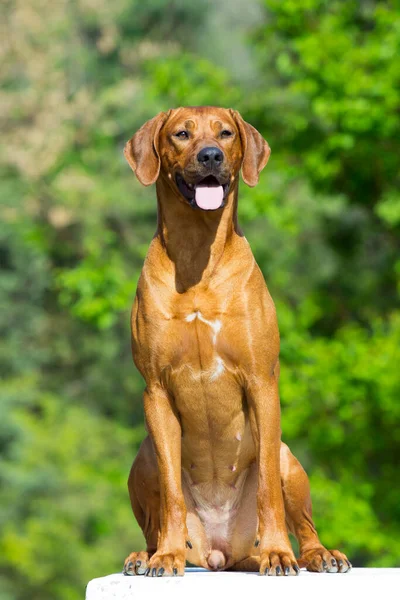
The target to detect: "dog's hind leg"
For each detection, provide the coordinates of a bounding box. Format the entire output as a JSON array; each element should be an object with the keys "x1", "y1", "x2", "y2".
[
  {"x1": 123, "y1": 436, "x2": 213, "y2": 574},
  {"x1": 280, "y1": 442, "x2": 351, "y2": 573},
  {"x1": 123, "y1": 436, "x2": 160, "y2": 575}
]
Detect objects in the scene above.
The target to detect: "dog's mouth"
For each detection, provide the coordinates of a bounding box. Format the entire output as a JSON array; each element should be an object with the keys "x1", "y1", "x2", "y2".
[{"x1": 175, "y1": 174, "x2": 229, "y2": 210}]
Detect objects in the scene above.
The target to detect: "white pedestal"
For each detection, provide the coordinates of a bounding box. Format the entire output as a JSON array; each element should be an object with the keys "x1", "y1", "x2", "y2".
[{"x1": 86, "y1": 567, "x2": 400, "y2": 600}]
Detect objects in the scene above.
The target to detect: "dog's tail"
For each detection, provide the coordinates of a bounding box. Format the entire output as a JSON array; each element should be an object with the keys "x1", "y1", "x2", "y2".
[{"x1": 207, "y1": 549, "x2": 226, "y2": 571}]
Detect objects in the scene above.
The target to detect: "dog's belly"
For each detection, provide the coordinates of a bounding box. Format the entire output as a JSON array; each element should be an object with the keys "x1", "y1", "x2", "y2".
[{"x1": 183, "y1": 467, "x2": 250, "y2": 555}]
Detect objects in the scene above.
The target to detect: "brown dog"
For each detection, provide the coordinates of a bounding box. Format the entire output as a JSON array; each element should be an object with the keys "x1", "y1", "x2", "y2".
[{"x1": 122, "y1": 107, "x2": 351, "y2": 577}]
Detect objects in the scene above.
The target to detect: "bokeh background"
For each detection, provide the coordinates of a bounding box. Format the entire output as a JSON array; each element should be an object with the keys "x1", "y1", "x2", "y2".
[{"x1": 1, "y1": 0, "x2": 400, "y2": 598}]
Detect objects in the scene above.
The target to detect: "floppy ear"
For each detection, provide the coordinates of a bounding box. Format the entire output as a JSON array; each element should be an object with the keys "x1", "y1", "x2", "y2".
[
  {"x1": 230, "y1": 109, "x2": 271, "y2": 187},
  {"x1": 124, "y1": 111, "x2": 171, "y2": 186}
]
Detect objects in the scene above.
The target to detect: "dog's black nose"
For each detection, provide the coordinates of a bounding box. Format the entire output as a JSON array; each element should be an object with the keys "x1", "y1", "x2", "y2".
[{"x1": 197, "y1": 146, "x2": 224, "y2": 168}]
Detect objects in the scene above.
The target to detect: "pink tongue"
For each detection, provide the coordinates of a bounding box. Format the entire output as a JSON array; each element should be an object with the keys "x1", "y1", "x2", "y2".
[{"x1": 195, "y1": 186, "x2": 223, "y2": 210}]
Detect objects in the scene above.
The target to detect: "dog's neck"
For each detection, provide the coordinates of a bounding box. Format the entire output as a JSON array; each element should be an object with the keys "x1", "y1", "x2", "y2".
[{"x1": 155, "y1": 174, "x2": 242, "y2": 293}]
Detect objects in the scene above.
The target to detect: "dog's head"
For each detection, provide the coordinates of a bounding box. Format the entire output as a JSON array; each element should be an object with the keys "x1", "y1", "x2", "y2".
[{"x1": 124, "y1": 107, "x2": 270, "y2": 211}]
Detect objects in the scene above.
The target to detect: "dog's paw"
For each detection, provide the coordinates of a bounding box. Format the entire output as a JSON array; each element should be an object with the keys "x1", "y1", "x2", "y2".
[
  {"x1": 259, "y1": 548, "x2": 299, "y2": 576},
  {"x1": 123, "y1": 551, "x2": 150, "y2": 575},
  {"x1": 299, "y1": 547, "x2": 352, "y2": 573},
  {"x1": 145, "y1": 551, "x2": 186, "y2": 577}
]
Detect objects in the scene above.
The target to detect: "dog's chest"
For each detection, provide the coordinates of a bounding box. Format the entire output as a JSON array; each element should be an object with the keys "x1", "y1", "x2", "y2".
[
  {"x1": 179, "y1": 310, "x2": 223, "y2": 379},
  {"x1": 163, "y1": 308, "x2": 238, "y2": 388},
  {"x1": 159, "y1": 307, "x2": 249, "y2": 445}
]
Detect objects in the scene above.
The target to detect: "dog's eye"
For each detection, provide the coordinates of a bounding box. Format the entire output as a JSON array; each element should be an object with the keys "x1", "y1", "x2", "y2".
[
  {"x1": 220, "y1": 130, "x2": 233, "y2": 138},
  {"x1": 175, "y1": 130, "x2": 189, "y2": 140}
]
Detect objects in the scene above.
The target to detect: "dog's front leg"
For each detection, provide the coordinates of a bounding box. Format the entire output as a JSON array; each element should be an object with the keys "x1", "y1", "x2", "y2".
[
  {"x1": 247, "y1": 376, "x2": 299, "y2": 576},
  {"x1": 143, "y1": 385, "x2": 187, "y2": 576}
]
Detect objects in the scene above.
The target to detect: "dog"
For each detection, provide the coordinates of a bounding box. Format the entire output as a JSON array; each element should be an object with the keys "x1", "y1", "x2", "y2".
[{"x1": 122, "y1": 107, "x2": 351, "y2": 577}]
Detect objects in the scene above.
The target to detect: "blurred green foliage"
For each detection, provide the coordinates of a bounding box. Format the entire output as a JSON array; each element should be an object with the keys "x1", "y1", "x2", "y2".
[{"x1": 0, "y1": 0, "x2": 399, "y2": 597}]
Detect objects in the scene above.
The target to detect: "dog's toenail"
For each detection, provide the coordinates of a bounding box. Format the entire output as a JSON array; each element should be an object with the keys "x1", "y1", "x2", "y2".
[
  {"x1": 284, "y1": 567, "x2": 290, "y2": 575},
  {"x1": 173, "y1": 568, "x2": 178, "y2": 576},
  {"x1": 158, "y1": 568, "x2": 164, "y2": 577},
  {"x1": 331, "y1": 558, "x2": 337, "y2": 566},
  {"x1": 186, "y1": 540, "x2": 193, "y2": 549},
  {"x1": 151, "y1": 568, "x2": 156, "y2": 577},
  {"x1": 276, "y1": 566, "x2": 281, "y2": 575}
]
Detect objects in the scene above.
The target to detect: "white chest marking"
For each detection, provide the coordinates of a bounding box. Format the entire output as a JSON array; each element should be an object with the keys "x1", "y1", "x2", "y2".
[
  {"x1": 185, "y1": 311, "x2": 222, "y2": 344},
  {"x1": 210, "y1": 356, "x2": 225, "y2": 381},
  {"x1": 185, "y1": 312, "x2": 198, "y2": 322},
  {"x1": 185, "y1": 356, "x2": 225, "y2": 382},
  {"x1": 185, "y1": 311, "x2": 225, "y2": 381}
]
